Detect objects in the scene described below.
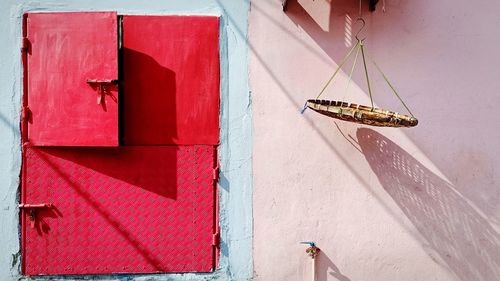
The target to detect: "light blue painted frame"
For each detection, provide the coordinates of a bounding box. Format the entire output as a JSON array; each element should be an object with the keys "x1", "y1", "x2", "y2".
[{"x1": 0, "y1": 1, "x2": 252, "y2": 280}]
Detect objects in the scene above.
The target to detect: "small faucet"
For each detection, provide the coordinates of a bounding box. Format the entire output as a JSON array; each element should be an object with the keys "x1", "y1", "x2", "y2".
[{"x1": 300, "y1": 241, "x2": 320, "y2": 258}]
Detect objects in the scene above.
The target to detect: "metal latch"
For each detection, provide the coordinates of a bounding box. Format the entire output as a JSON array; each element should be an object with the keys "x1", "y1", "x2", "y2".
[
  {"x1": 21, "y1": 37, "x2": 30, "y2": 53},
  {"x1": 213, "y1": 163, "x2": 220, "y2": 181},
  {"x1": 86, "y1": 79, "x2": 118, "y2": 84},
  {"x1": 19, "y1": 203, "x2": 53, "y2": 228},
  {"x1": 212, "y1": 232, "x2": 220, "y2": 246},
  {"x1": 21, "y1": 106, "x2": 31, "y2": 122},
  {"x1": 86, "y1": 79, "x2": 118, "y2": 105}
]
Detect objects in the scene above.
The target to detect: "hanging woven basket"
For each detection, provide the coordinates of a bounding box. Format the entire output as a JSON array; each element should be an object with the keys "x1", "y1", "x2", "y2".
[
  {"x1": 305, "y1": 20, "x2": 418, "y2": 128},
  {"x1": 307, "y1": 99, "x2": 418, "y2": 128}
]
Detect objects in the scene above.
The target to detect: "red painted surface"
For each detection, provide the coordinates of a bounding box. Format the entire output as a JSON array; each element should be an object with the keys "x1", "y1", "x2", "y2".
[
  {"x1": 22, "y1": 146, "x2": 216, "y2": 275},
  {"x1": 26, "y1": 12, "x2": 118, "y2": 146},
  {"x1": 122, "y1": 16, "x2": 220, "y2": 145}
]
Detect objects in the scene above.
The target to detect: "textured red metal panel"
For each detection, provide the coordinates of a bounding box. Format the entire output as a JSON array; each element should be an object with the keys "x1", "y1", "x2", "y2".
[
  {"x1": 22, "y1": 146, "x2": 215, "y2": 275},
  {"x1": 122, "y1": 16, "x2": 220, "y2": 145},
  {"x1": 26, "y1": 12, "x2": 118, "y2": 146}
]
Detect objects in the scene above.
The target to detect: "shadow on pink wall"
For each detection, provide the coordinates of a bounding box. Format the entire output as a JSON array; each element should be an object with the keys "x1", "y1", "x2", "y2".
[
  {"x1": 357, "y1": 128, "x2": 500, "y2": 281},
  {"x1": 282, "y1": 0, "x2": 396, "y2": 106},
  {"x1": 274, "y1": 2, "x2": 500, "y2": 279},
  {"x1": 317, "y1": 251, "x2": 352, "y2": 281},
  {"x1": 280, "y1": 0, "x2": 500, "y2": 222}
]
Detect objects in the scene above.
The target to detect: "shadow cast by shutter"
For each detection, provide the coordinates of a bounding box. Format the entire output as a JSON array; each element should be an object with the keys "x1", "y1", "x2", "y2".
[{"x1": 121, "y1": 48, "x2": 177, "y2": 145}]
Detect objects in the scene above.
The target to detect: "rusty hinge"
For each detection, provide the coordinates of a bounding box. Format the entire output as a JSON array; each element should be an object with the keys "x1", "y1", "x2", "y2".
[
  {"x1": 213, "y1": 165, "x2": 219, "y2": 181},
  {"x1": 21, "y1": 106, "x2": 31, "y2": 121},
  {"x1": 21, "y1": 37, "x2": 30, "y2": 53},
  {"x1": 212, "y1": 232, "x2": 220, "y2": 246}
]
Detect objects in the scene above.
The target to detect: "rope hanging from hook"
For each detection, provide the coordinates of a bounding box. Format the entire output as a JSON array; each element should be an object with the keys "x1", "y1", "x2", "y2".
[
  {"x1": 304, "y1": 0, "x2": 417, "y2": 127},
  {"x1": 305, "y1": 10, "x2": 417, "y2": 127},
  {"x1": 316, "y1": 19, "x2": 369, "y2": 101},
  {"x1": 341, "y1": 41, "x2": 361, "y2": 104},
  {"x1": 313, "y1": 10, "x2": 415, "y2": 116},
  {"x1": 315, "y1": 42, "x2": 359, "y2": 100},
  {"x1": 359, "y1": 41, "x2": 374, "y2": 109},
  {"x1": 315, "y1": 0, "x2": 366, "y2": 101},
  {"x1": 372, "y1": 60, "x2": 415, "y2": 117},
  {"x1": 313, "y1": 40, "x2": 415, "y2": 118}
]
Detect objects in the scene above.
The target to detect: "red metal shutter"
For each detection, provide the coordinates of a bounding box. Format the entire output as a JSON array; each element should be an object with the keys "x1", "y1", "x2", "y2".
[
  {"x1": 122, "y1": 16, "x2": 220, "y2": 145},
  {"x1": 26, "y1": 12, "x2": 118, "y2": 146},
  {"x1": 22, "y1": 146, "x2": 216, "y2": 275},
  {"x1": 21, "y1": 13, "x2": 220, "y2": 276}
]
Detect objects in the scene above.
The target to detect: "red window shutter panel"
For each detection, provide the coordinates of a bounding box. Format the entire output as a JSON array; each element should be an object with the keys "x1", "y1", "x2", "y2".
[
  {"x1": 22, "y1": 13, "x2": 220, "y2": 276},
  {"x1": 26, "y1": 12, "x2": 119, "y2": 146},
  {"x1": 22, "y1": 146, "x2": 216, "y2": 274},
  {"x1": 122, "y1": 16, "x2": 220, "y2": 145}
]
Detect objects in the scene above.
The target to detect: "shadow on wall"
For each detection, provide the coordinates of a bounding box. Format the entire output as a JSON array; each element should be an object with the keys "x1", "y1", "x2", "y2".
[
  {"x1": 282, "y1": 0, "x2": 409, "y2": 110},
  {"x1": 317, "y1": 251, "x2": 352, "y2": 281},
  {"x1": 122, "y1": 47, "x2": 177, "y2": 144},
  {"x1": 281, "y1": 0, "x2": 420, "y2": 100},
  {"x1": 357, "y1": 128, "x2": 500, "y2": 281},
  {"x1": 41, "y1": 146, "x2": 178, "y2": 199},
  {"x1": 20, "y1": 46, "x2": 180, "y2": 272},
  {"x1": 30, "y1": 149, "x2": 166, "y2": 271},
  {"x1": 284, "y1": 0, "x2": 376, "y2": 67},
  {"x1": 283, "y1": 0, "x2": 500, "y2": 222}
]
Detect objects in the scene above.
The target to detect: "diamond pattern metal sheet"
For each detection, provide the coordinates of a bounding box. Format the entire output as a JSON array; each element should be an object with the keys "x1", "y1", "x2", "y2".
[{"x1": 22, "y1": 146, "x2": 216, "y2": 275}]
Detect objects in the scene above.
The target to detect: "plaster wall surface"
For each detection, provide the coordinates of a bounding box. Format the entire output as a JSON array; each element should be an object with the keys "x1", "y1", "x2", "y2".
[
  {"x1": 0, "y1": 1, "x2": 252, "y2": 280},
  {"x1": 250, "y1": 0, "x2": 500, "y2": 280}
]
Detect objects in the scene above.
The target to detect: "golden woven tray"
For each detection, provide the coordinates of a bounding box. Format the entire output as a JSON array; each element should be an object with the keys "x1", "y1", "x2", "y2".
[{"x1": 307, "y1": 99, "x2": 418, "y2": 128}]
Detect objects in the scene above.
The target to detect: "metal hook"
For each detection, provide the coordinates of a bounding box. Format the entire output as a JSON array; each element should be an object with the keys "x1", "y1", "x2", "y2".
[{"x1": 354, "y1": 18, "x2": 366, "y2": 41}]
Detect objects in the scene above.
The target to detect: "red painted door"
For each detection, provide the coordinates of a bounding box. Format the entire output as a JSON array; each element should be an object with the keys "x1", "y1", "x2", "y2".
[
  {"x1": 26, "y1": 12, "x2": 118, "y2": 146},
  {"x1": 22, "y1": 146, "x2": 217, "y2": 275},
  {"x1": 122, "y1": 16, "x2": 220, "y2": 145}
]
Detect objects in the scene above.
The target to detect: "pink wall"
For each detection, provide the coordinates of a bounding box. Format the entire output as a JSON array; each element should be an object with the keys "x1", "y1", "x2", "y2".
[{"x1": 249, "y1": 0, "x2": 500, "y2": 280}]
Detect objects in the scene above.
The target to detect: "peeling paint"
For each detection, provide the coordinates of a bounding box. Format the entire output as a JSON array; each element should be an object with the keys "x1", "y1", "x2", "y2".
[{"x1": 11, "y1": 252, "x2": 20, "y2": 270}]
